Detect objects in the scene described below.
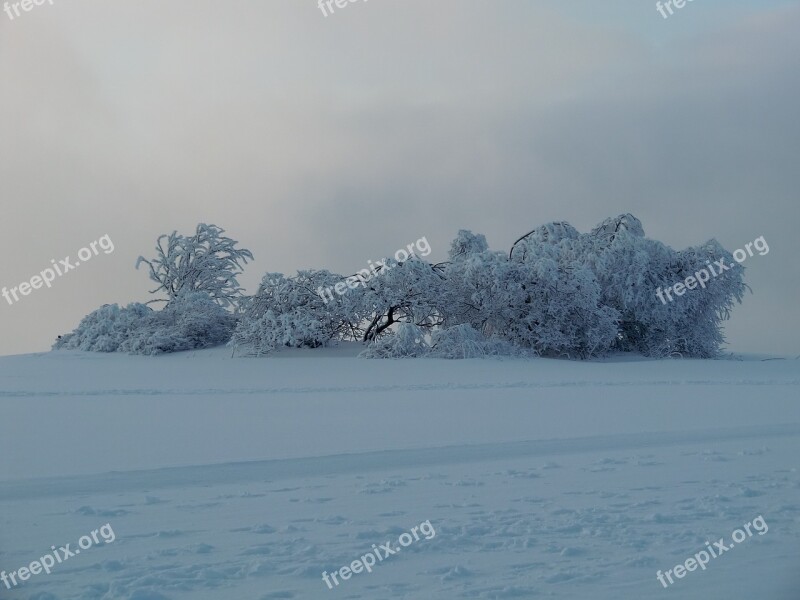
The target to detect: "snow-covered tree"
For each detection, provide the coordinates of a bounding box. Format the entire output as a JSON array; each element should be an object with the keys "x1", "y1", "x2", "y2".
[
  {"x1": 136, "y1": 224, "x2": 253, "y2": 309},
  {"x1": 231, "y1": 270, "x2": 364, "y2": 355},
  {"x1": 628, "y1": 240, "x2": 746, "y2": 357},
  {"x1": 509, "y1": 221, "x2": 580, "y2": 261},
  {"x1": 448, "y1": 229, "x2": 489, "y2": 261},
  {"x1": 441, "y1": 225, "x2": 619, "y2": 357},
  {"x1": 359, "y1": 258, "x2": 446, "y2": 342},
  {"x1": 581, "y1": 216, "x2": 746, "y2": 357},
  {"x1": 589, "y1": 213, "x2": 645, "y2": 242}
]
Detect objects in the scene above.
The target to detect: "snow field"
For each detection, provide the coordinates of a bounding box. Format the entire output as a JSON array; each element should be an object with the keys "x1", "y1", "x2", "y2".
[{"x1": 1, "y1": 348, "x2": 798, "y2": 598}]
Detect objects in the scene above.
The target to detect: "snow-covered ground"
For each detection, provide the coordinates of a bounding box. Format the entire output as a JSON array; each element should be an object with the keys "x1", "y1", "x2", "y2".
[{"x1": 1, "y1": 347, "x2": 798, "y2": 599}]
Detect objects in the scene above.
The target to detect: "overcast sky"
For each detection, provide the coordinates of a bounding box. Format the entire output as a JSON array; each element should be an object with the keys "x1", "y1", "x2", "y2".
[{"x1": 1, "y1": 0, "x2": 798, "y2": 357}]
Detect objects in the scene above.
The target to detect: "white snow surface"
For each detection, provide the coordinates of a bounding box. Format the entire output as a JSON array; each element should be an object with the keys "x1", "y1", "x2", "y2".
[{"x1": 1, "y1": 345, "x2": 799, "y2": 599}]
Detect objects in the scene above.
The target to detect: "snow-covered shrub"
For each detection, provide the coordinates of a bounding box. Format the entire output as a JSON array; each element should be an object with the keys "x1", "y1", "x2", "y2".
[
  {"x1": 429, "y1": 324, "x2": 521, "y2": 359},
  {"x1": 231, "y1": 309, "x2": 281, "y2": 355},
  {"x1": 54, "y1": 303, "x2": 152, "y2": 352},
  {"x1": 359, "y1": 323, "x2": 430, "y2": 358},
  {"x1": 54, "y1": 292, "x2": 237, "y2": 355},
  {"x1": 136, "y1": 223, "x2": 253, "y2": 309},
  {"x1": 119, "y1": 292, "x2": 237, "y2": 355}
]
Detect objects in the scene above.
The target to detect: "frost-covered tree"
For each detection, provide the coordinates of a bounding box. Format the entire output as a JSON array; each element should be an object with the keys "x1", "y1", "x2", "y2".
[
  {"x1": 439, "y1": 224, "x2": 616, "y2": 357},
  {"x1": 235, "y1": 256, "x2": 449, "y2": 354},
  {"x1": 581, "y1": 215, "x2": 746, "y2": 357},
  {"x1": 449, "y1": 229, "x2": 489, "y2": 261},
  {"x1": 509, "y1": 221, "x2": 581, "y2": 261},
  {"x1": 436, "y1": 231, "x2": 499, "y2": 330},
  {"x1": 136, "y1": 224, "x2": 253, "y2": 309},
  {"x1": 625, "y1": 240, "x2": 746, "y2": 357},
  {"x1": 231, "y1": 270, "x2": 364, "y2": 354},
  {"x1": 589, "y1": 213, "x2": 645, "y2": 241},
  {"x1": 443, "y1": 239, "x2": 618, "y2": 358},
  {"x1": 359, "y1": 258, "x2": 446, "y2": 342}
]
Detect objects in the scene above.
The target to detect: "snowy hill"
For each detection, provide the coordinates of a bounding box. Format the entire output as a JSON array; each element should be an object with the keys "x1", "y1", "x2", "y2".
[{"x1": 1, "y1": 349, "x2": 798, "y2": 599}]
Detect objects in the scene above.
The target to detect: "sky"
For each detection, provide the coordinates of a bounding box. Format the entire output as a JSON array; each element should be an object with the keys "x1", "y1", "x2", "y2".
[{"x1": 0, "y1": 0, "x2": 798, "y2": 357}]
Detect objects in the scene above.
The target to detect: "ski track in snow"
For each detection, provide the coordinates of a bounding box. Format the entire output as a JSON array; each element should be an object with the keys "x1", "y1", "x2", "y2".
[
  {"x1": 1, "y1": 379, "x2": 799, "y2": 398},
  {"x1": 2, "y1": 424, "x2": 800, "y2": 501}
]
